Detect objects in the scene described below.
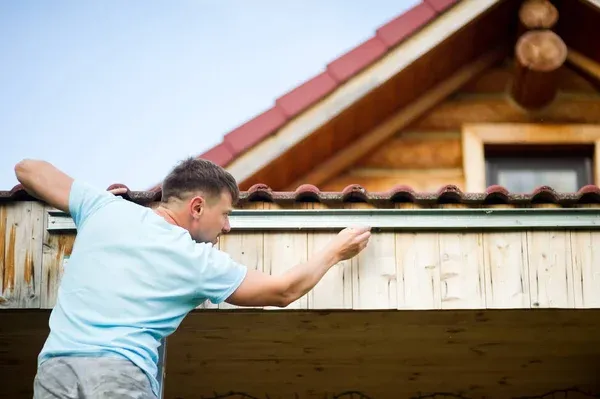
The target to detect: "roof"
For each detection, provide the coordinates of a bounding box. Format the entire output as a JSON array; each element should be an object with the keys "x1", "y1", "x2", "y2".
[
  {"x1": 147, "y1": 0, "x2": 463, "y2": 191},
  {"x1": 192, "y1": 0, "x2": 459, "y2": 168},
  {"x1": 4, "y1": 183, "x2": 600, "y2": 209},
  {"x1": 5, "y1": 0, "x2": 600, "y2": 210}
]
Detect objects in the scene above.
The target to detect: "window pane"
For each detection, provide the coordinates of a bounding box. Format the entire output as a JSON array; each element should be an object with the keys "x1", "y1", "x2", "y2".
[{"x1": 497, "y1": 169, "x2": 580, "y2": 193}]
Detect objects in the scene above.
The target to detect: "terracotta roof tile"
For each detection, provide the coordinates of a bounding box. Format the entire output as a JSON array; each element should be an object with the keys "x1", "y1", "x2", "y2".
[
  {"x1": 196, "y1": 142, "x2": 236, "y2": 167},
  {"x1": 375, "y1": 2, "x2": 437, "y2": 48},
  {"x1": 223, "y1": 107, "x2": 287, "y2": 156},
  {"x1": 275, "y1": 72, "x2": 339, "y2": 117},
  {"x1": 326, "y1": 37, "x2": 388, "y2": 83},
  {"x1": 4, "y1": 183, "x2": 600, "y2": 208},
  {"x1": 424, "y1": 0, "x2": 459, "y2": 13}
]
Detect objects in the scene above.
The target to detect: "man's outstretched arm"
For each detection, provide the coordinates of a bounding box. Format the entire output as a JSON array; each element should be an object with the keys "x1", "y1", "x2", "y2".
[
  {"x1": 14, "y1": 159, "x2": 74, "y2": 213},
  {"x1": 225, "y1": 226, "x2": 371, "y2": 307}
]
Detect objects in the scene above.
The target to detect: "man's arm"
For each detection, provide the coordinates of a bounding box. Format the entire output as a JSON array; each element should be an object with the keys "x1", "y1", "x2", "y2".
[
  {"x1": 14, "y1": 159, "x2": 74, "y2": 213},
  {"x1": 225, "y1": 226, "x2": 371, "y2": 307}
]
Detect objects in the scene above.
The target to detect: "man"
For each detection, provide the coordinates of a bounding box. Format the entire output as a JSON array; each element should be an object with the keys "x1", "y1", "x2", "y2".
[{"x1": 15, "y1": 157, "x2": 371, "y2": 399}]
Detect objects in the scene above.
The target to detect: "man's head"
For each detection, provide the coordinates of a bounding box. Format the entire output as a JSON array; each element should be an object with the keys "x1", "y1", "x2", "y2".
[{"x1": 159, "y1": 157, "x2": 239, "y2": 245}]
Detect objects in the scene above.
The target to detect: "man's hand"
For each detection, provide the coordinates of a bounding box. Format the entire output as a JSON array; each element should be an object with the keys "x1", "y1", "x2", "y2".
[
  {"x1": 225, "y1": 225, "x2": 372, "y2": 308},
  {"x1": 325, "y1": 225, "x2": 371, "y2": 262}
]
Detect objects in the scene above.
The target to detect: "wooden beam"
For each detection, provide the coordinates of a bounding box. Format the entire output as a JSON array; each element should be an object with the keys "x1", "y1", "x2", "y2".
[
  {"x1": 510, "y1": 30, "x2": 567, "y2": 110},
  {"x1": 566, "y1": 47, "x2": 600, "y2": 89},
  {"x1": 408, "y1": 96, "x2": 600, "y2": 131},
  {"x1": 518, "y1": 0, "x2": 558, "y2": 32},
  {"x1": 285, "y1": 44, "x2": 508, "y2": 190}
]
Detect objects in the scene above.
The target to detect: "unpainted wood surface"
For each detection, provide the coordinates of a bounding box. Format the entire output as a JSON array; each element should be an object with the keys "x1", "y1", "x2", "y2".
[
  {"x1": 407, "y1": 94, "x2": 600, "y2": 131},
  {"x1": 321, "y1": 168, "x2": 465, "y2": 192},
  {"x1": 236, "y1": 0, "x2": 519, "y2": 191},
  {"x1": 4, "y1": 309, "x2": 600, "y2": 399},
  {"x1": 319, "y1": 62, "x2": 599, "y2": 193},
  {"x1": 198, "y1": 229, "x2": 600, "y2": 311},
  {"x1": 459, "y1": 59, "x2": 599, "y2": 94},
  {"x1": 0, "y1": 202, "x2": 44, "y2": 308},
  {"x1": 164, "y1": 308, "x2": 600, "y2": 399},
  {"x1": 4, "y1": 204, "x2": 600, "y2": 311},
  {"x1": 0, "y1": 311, "x2": 50, "y2": 399}
]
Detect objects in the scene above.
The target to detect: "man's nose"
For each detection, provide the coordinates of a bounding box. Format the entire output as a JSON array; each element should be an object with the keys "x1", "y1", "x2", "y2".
[{"x1": 222, "y1": 220, "x2": 231, "y2": 234}]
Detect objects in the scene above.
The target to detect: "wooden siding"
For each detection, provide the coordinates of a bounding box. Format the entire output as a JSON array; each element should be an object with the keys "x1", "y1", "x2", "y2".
[
  {"x1": 4, "y1": 202, "x2": 600, "y2": 311},
  {"x1": 4, "y1": 308, "x2": 600, "y2": 399},
  {"x1": 163, "y1": 308, "x2": 600, "y2": 399},
  {"x1": 320, "y1": 59, "x2": 600, "y2": 193}
]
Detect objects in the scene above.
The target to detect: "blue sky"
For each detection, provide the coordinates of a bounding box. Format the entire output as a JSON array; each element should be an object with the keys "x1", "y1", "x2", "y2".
[{"x1": 0, "y1": 0, "x2": 418, "y2": 190}]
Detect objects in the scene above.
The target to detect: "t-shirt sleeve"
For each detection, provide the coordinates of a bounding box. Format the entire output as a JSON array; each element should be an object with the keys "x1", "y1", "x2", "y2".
[
  {"x1": 191, "y1": 242, "x2": 248, "y2": 305},
  {"x1": 68, "y1": 180, "x2": 117, "y2": 229}
]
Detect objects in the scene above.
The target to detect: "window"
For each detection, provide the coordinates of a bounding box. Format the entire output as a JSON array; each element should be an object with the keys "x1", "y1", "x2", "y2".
[
  {"x1": 461, "y1": 124, "x2": 600, "y2": 192},
  {"x1": 484, "y1": 145, "x2": 594, "y2": 193}
]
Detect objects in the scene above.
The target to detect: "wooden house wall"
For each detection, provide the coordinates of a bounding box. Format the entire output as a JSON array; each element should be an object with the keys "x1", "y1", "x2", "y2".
[
  {"x1": 3, "y1": 201, "x2": 600, "y2": 311},
  {"x1": 320, "y1": 59, "x2": 600, "y2": 192}
]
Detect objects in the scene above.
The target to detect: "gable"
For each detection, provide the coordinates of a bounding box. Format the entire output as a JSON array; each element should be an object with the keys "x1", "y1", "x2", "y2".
[
  {"x1": 147, "y1": 0, "x2": 513, "y2": 191},
  {"x1": 318, "y1": 57, "x2": 600, "y2": 193},
  {"x1": 151, "y1": 0, "x2": 600, "y2": 194}
]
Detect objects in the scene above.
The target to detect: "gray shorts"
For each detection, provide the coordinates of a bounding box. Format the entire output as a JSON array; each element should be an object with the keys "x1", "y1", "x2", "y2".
[{"x1": 33, "y1": 356, "x2": 157, "y2": 399}]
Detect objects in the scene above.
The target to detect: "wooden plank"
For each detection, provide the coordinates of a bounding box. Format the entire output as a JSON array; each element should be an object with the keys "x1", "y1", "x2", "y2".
[
  {"x1": 321, "y1": 168, "x2": 465, "y2": 192},
  {"x1": 571, "y1": 231, "x2": 600, "y2": 308},
  {"x1": 285, "y1": 45, "x2": 507, "y2": 189},
  {"x1": 351, "y1": 232, "x2": 397, "y2": 310},
  {"x1": 0, "y1": 202, "x2": 43, "y2": 309},
  {"x1": 459, "y1": 61, "x2": 599, "y2": 94},
  {"x1": 461, "y1": 127, "x2": 486, "y2": 192},
  {"x1": 216, "y1": 203, "x2": 264, "y2": 310},
  {"x1": 356, "y1": 134, "x2": 462, "y2": 169},
  {"x1": 527, "y1": 229, "x2": 575, "y2": 309},
  {"x1": 396, "y1": 232, "x2": 441, "y2": 310},
  {"x1": 483, "y1": 232, "x2": 530, "y2": 309},
  {"x1": 595, "y1": 140, "x2": 600, "y2": 186},
  {"x1": 409, "y1": 96, "x2": 600, "y2": 131},
  {"x1": 307, "y1": 204, "x2": 352, "y2": 310},
  {"x1": 165, "y1": 309, "x2": 600, "y2": 399},
  {"x1": 41, "y1": 203, "x2": 76, "y2": 309},
  {"x1": 263, "y1": 202, "x2": 309, "y2": 310},
  {"x1": 438, "y1": 231, "x2": 486, "y2": 309}
]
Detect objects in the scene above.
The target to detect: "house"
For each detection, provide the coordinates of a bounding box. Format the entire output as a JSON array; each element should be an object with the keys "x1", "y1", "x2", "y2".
[{"x1": 3, "y1": 0, "x2": 600, "y2": 397}]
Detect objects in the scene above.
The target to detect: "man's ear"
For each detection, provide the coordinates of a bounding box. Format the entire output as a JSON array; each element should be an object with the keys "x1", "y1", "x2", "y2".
[{"x1": 189, "y1": 196, "x2": 205, "y2": 219}]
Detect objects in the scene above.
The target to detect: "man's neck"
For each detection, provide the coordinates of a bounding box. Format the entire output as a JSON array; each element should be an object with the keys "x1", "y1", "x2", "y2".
[{"x1": 154, "y1": 205, "x2": 182, "y2": 227}]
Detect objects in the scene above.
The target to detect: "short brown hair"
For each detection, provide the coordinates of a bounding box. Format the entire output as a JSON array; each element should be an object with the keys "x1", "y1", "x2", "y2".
[{"x1": 161, "y1": 157, "x2": 239, "y2": 204}]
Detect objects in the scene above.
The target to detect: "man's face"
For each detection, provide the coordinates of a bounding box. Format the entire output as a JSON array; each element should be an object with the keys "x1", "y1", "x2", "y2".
[{"x1": 187, "y1": 190, "x2": 232, "y2": 245}]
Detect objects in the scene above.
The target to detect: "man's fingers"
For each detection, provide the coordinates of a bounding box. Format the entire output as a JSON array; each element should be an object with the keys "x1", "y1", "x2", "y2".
[
  {"x1": 355, "y1": 230, "x2": 371, "y2": 243},
  {"x1": 108, "y1": 187, "x2": 127, "y2": 195},
  {"x1": 348, "y1": 225, "x2": 371, "y2": 234}
]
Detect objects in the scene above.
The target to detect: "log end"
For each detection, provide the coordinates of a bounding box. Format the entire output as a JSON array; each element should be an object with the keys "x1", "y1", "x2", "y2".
[
  {"x1": 519, "y1": 0, "x2": 559, "y2": 29},
  {"x1": 515, "y1": 29, "x2": 567, "y2": 72}
]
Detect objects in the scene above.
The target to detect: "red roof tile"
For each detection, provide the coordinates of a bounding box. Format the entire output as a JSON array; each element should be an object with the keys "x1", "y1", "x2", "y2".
[
  {"x1": 4, "y1": 183, "x2": 600, "y2": 208},
  {"x1": 223, "y1": 107, "x2": 287, "y2": 156},
  {"x1": 197, "y1": 142, "x2": 236, "y2": 167},
  {"x1": 165, "y1": 1, "x2": 459, "y2": 174},
  {"x1": 327, "y1": 37, "x2": 388, "y2": 83},
  {"x1": 424, "y1": 0, "x2": 459, "y2": 13},
  {"x1": 375, "y1": 2, "x2": 437, "y2": 48},
  {"x1": 275, "y1": 72, "x2": 339, "y2": 117}
]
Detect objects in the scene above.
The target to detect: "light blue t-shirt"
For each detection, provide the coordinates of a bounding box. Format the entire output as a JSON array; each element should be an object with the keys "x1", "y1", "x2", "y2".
[{"x1": 38, "y1": 180, "x2": 247, "y2": 396}]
